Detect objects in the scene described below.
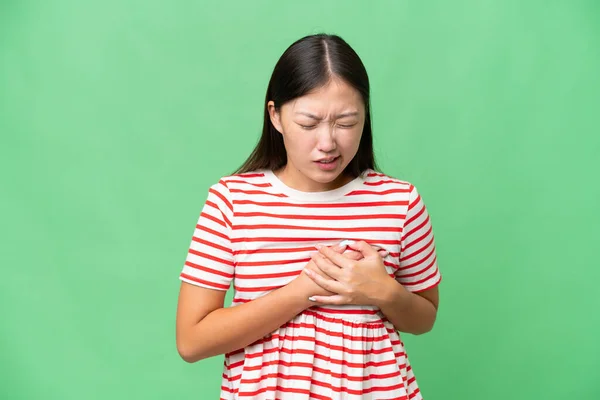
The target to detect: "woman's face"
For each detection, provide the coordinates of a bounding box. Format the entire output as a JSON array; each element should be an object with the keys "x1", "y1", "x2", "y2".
[{"x1": 268, "y1": 77, "x2": 365, "y2": 192}]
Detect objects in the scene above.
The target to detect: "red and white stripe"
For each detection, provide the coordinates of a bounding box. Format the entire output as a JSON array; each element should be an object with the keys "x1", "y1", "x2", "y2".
[{"x1": 180, "y1": 169, "x2": 441, "y2": 399}]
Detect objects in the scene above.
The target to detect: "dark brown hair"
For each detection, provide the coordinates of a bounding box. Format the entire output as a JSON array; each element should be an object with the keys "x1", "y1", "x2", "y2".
[{"x1": 235, "y1": 33, "x2": 378, "y2": 176}]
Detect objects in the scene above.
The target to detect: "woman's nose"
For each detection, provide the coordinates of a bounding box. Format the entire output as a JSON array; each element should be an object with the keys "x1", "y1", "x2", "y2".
[{"x1": 316, "y1": 126, "x2": 337, "y2": 153}]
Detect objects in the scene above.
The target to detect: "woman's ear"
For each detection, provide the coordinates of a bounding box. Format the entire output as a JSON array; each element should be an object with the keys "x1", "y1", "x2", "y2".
[{"x1": 267, "y1": 101, "x2": 283, "y2": 134}]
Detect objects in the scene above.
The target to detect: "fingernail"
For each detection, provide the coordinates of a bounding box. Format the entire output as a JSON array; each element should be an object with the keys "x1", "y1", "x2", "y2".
[
  {"x1": 308, "y1": 296, "x2": 316, "y2": 302},
  {"x1": 339, "y1": 240, "x2": 355, "y2": 247},
  {"x1": 315, "y1": 244, "x2": 323, "y2": 250}
]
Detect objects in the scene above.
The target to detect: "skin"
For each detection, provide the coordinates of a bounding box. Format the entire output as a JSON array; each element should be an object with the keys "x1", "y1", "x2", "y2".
[
  {"x1": 267, "y1": 77, "x2": 365, "y2": 192},
  {"x1": 306, "y1": 241, "x2": 439, "y2": 335},
  {"x1": 176, "y1": 77, "x2": 439, "y2": 363},
  {"x1": 268, "y1": 77, "x2": 439, "y2": 331}
]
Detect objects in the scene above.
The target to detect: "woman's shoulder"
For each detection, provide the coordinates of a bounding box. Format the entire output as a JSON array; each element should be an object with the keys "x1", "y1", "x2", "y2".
[
  {"x1": 362, "y1": 169, "x2": 414, "y2": 189},
  {"x1": 208, "y1": 169, "x2": 271, "y2": 192}
]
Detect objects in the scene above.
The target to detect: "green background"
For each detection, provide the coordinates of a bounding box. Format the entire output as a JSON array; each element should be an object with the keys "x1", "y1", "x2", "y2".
[{"x1": 2, "y1": 0, "x2": 599, "y2": 399}]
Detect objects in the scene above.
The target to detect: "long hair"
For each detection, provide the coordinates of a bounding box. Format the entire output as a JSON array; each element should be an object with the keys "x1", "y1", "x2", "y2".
[{"x1": 234, "y1": 33, "x2": 378, "y2": 177}]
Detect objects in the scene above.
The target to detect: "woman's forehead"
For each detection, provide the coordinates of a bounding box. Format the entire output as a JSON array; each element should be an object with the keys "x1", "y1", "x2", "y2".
[{"x1": 286, "y1": 90, "x2": 363, "y2": 118}]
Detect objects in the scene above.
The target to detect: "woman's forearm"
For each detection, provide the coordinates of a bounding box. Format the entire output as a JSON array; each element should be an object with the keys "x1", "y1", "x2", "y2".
[
  {"x1": 374, "y1": 278, "x2": 438, "y2": 335},
  {"x1": 179, "y1": 282, "x2": 312, "y2": 363}
]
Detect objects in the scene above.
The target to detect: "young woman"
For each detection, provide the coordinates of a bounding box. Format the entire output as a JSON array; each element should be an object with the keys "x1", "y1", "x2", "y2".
[{"x1": 176, "y1": 33, "x2": 441, "y2": 400}]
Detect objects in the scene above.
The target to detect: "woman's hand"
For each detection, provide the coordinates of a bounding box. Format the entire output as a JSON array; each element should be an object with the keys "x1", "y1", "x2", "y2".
[
  {"x1": 301, "y1": 243, "x2": 388, "y2": 296},
  {"x1": 303, "y1": 240, "x2": 403, "y2": 306},
  {"x1": 289, "y1": 243, "x2": 351, "y2": 299}
]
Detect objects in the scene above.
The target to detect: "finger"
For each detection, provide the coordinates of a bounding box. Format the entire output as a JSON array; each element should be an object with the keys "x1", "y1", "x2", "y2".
[
  {"x1": 342, "y1": 250, "x2": 364, "y2": 261},
  {"x1": 354, "y1": 243, "x2": 387, "y2": 258},
  {"x1": 308, "y1": 294, "x2": 347, "y2": 305},
  {"x1": 377, "y1": 248, "x2": 390, "y2": 258},
  {"x1": 347, "y1": 240, "x2": 380, "y2": 259},
  {"x1": 311, "y1": 253, "x2": 344, "y2": 279},
  {"x1": 305, "y1": 261, "x2": 335, "y2": 280},
  {"x1": 315, "y1": 242, "x2": 347, "y2": 255},
  {"x1": 303, "y1": 268, "x2": 344, "y2": 292},
  {"x1": 331, "y1": 243, "x2": 348, "y2": 253},
  {"x1": 317, "y1": 245, "x2": 355, "y2": 269}
]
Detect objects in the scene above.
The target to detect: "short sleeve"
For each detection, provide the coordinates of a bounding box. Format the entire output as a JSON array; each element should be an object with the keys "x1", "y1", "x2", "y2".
[
  {"x1": 179, "y1": 180, "x2": 235, "y2": 291},
  {"x1": 395, "y1": 184, "x2": 441, "y2": 292}
]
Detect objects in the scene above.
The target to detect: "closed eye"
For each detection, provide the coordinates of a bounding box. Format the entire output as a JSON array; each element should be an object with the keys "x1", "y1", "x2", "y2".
[{"x1": 297, "y1": 123, "x2": 357, "y2": 130}]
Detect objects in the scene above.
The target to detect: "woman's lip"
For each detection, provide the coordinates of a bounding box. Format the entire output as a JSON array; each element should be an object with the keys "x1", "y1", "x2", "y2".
[
  {"x1": 314, "y1": 156, "x2": 340, "y2": 171},
  {"x1": 315, "y1": 156, "x2": 340, "y2": 162}
]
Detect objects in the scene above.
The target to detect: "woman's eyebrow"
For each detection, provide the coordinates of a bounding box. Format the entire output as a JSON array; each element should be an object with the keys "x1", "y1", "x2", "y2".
[{"x1": 295, "y1": 111, "x2": 359, "y2": 119}]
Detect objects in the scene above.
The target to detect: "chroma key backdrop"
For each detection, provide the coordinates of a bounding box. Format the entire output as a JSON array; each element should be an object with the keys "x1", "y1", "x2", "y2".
[{"x1": 1, "y1": 1, "x2": 599, "y2": 399}]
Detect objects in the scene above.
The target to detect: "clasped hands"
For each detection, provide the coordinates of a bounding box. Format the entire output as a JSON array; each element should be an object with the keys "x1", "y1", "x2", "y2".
[{"x1": 302, "y1": 240, "x2": 396, "y2": 306}]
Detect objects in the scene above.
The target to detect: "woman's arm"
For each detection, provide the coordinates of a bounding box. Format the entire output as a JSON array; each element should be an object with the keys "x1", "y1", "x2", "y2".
[
  {"x1": 304, "y1": 241, "x2": 440, "y2": 335},
  {"x1": 176, "y1": 278, "x2": 312, "y2": 363},
  {"x1": 375, "y1": 283, "x2": 439, "y2": 335},
  {"x1": 176, "y1": 246, "x2": 348, "y2": 363}
]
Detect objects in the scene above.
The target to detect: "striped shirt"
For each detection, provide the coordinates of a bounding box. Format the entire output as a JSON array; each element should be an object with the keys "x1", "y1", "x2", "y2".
[{"x1": 180, "y1": 168, "x2": 441, "y2": 400}]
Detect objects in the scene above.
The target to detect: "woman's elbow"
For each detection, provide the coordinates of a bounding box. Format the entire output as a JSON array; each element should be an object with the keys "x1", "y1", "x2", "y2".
[
  {"x1": 176, "y1": 338, "x2": 205, "y2": 363},
  {"x1": 412, "y1": 318, "x2": 437, "y2": 335},
  {"x1": 178, "y1": 348, "x2": 196, "y2": 363}
]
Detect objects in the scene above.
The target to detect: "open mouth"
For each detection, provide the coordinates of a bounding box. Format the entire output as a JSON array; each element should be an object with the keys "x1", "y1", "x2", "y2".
[
  {"x1": 315, "y1": 156, "x2": 340, "y2": 170},
  {"x1": 317, "y1": 157, "x2": 338, "y2": 164}
]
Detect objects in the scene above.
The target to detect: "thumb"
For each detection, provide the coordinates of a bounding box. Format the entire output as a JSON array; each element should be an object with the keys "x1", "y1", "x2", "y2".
[
  {"x1": 347, "y1": 240, "x2": 380, "y2": 258},
  {"x1": 343, "y1": 250, "x2": 364, "y2": 261},
  {"x1": 331, "y1": 243, "x2": 348, "y2": 253}
]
